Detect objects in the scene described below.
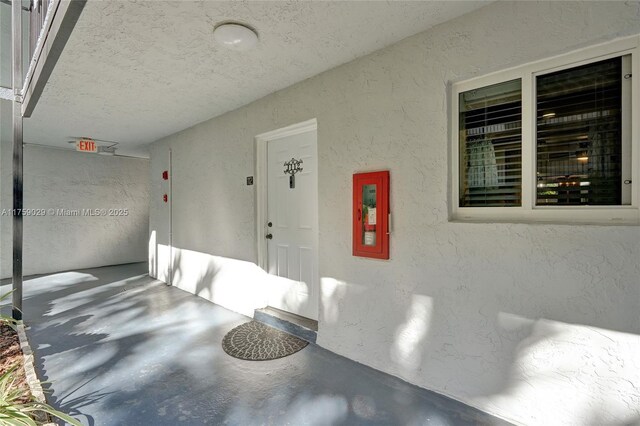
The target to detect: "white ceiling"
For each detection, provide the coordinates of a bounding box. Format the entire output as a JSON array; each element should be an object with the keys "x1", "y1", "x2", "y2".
[{"x1": 24, "y1": 1, "x2": 490, "y2": 157}]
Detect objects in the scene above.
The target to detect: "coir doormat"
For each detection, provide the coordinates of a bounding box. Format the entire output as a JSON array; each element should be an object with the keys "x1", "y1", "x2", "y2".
[{"x1": 222, "y1": 321, "x2": 308, "y2": 361}]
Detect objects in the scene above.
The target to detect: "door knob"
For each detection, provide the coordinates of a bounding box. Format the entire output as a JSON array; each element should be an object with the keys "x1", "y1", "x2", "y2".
[{"x1": 266, "y1": 233, "x2": 273, "y2": 240}]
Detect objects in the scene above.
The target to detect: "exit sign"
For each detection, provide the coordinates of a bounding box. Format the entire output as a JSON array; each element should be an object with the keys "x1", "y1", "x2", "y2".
[{"x1": 76, "y1": 139, "x2": 97, "y2": 153}]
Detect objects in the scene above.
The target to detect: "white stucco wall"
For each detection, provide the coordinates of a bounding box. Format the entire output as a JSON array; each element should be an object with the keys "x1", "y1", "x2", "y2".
[
  {"x1": 0, "y1": 4, "x2": 12, "y2": 278},
  {"x1": 149, "y1": 2, "x2": 640, "y2": 424},
  {"x1": 1, "y1": 144, "x2": 150, "y2": 278},
  {"x1": 1, "y1": 100, "x2": 11, "y2": 275}
]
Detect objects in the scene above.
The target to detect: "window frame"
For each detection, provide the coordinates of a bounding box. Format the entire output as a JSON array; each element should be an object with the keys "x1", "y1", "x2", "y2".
[{"x1": 450, "y1": 36, "x2": 640, "y2": 225}]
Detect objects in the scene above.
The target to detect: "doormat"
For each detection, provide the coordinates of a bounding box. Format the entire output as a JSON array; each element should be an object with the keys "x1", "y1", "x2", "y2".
[{"x1": 222, "y1": 321, "x2": 308, "y2": 361}]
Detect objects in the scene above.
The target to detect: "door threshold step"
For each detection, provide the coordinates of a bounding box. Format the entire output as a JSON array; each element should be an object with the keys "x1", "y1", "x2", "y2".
[{"x1": 254, "y1": 306, "x2": 317, "y2": 344}]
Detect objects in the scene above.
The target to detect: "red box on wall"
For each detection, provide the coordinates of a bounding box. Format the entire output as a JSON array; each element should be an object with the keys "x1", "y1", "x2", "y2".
[{"x1": 353, "y1": 171, "x2": 390, "y2": 259}]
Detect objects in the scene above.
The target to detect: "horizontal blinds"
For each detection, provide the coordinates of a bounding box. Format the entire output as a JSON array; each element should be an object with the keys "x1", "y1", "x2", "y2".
[
  {"x1": 459, "y1": 80, "x2": 522, "y2": 207},
  {"x1": 536, "y1": 57, "x2": 624, "y2": 205}
]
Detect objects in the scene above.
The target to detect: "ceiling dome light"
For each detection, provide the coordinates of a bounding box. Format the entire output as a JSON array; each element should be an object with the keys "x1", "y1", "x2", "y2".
[{"x1": 213, "y1": 23, "x2": 258, "y2": 51}]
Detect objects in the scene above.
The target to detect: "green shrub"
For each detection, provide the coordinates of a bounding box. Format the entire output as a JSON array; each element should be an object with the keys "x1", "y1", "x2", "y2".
[
  {"x1": 0, "y1": 291, "x2": 82, "y2": 426},
  {"x1": 0, "y1": 364, "x2": 82, "y2": 425},
  {"x1": 0, "y1": 291, "x2": 17, "y2": 330}
]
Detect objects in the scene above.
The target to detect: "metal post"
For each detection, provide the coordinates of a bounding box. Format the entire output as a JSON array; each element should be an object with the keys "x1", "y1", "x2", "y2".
[{"x1": 12, "y1": 0, "x2": 24, "y2": 321}]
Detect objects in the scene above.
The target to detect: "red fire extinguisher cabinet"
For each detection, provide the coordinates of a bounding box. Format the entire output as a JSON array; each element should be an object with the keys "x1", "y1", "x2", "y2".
[{"x1": 353, "y1": 171, "x2": 390, "y2": 259}]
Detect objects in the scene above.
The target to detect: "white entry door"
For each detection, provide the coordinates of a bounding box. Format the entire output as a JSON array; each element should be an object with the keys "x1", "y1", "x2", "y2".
[{"x1": 266, "y1": 129, "x2": 318, "y2": 320}]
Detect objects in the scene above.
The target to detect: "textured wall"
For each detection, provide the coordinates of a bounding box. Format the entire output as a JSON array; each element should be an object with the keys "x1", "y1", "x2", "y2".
[
  {"x1": 0, "y1": 4, "x2": 11, "y2": 88},
  {"x1": 1, "y1": 100, "x2": 11, "y2": 276},
  {"x1": 26, "y1": 1, "x2": 489, "y2": 155},
  {"x1": 0, "y1": 145, "x2": 150, "y2": 278},
  {"x1": 149, "y1": 2, "x2": 640, "y2": 424}
]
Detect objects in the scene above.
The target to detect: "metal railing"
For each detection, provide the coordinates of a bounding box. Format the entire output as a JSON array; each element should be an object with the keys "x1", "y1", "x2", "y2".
[
  {"x1": 29, "y1": 0, "x2": 52, "y2": 63},
  {"x1": 0, "y1": 0, "x2": 52, "y2": 84}
]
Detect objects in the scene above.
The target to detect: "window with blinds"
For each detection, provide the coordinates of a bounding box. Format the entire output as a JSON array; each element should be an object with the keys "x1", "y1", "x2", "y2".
[
  {"x1": 452, "y1": 38, "x2": 638, "y2": 224},
  {"x1": 459, "y1": 80, "x2": 522, "y2": 207},
  {"x1": 536, "y1": 56, "x2": 629, "y2": 206}
]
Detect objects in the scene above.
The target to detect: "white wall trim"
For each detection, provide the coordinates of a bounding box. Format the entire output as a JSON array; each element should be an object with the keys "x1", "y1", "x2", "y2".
[
  {"x1": 168, "y1": 148, "x2": 173, "y2": 285},
  {"x1": 255, "y1": 118, "x2": 318, "y2": 271}
]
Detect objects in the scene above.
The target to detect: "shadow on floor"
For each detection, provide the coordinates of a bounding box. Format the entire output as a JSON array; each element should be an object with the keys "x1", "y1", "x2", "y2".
[{"x1": 4, "y1": 263, "x2": 511, "y2": 426}]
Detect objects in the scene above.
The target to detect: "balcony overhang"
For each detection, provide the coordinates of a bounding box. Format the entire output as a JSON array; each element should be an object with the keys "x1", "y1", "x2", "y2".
[{"x1": 21, "y1": 0, "x2": 86, "y2": 117}]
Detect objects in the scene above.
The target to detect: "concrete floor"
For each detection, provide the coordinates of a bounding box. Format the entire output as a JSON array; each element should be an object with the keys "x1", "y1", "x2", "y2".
[{"x1": 1, "y1": 263, "x2": 511, "y2": 425}]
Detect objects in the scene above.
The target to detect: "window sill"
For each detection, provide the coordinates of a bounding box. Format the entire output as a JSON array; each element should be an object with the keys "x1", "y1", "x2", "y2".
[{"x1": 450, "y1": 207, "x2": 640, "y2": 226}]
